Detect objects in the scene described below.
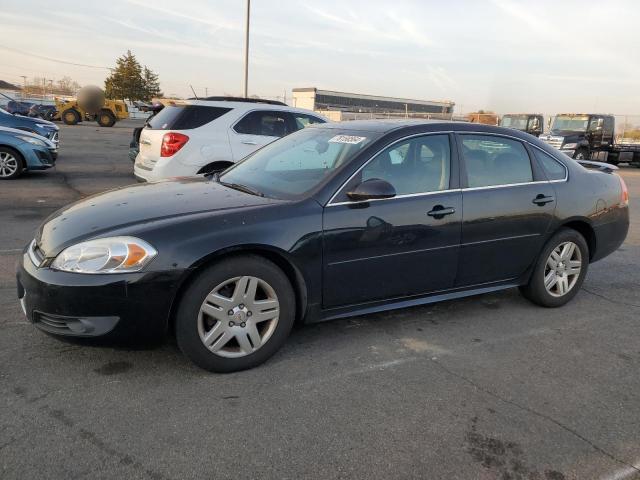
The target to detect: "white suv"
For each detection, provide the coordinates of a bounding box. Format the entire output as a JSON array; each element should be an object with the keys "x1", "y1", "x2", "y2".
[{"x1": 133, "y1": 98, "x2": 328, "y2": 182}]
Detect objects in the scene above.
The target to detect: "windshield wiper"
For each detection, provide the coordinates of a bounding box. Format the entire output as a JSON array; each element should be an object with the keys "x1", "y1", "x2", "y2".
[{"x1": 219, "y1": 180, "x2": 264, "y2": 197}]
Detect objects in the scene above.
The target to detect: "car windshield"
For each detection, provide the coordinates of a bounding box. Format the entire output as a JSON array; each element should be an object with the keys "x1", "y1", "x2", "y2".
[
  {"x1": 219, "y1": 127, "x2": 380, "y2": 199},
  {"x1": 501, "y1": 116, "x2": 528, "y2": 129},
  {"x1": 552, "y1": 115, "x2": 589, "y2": 132}
]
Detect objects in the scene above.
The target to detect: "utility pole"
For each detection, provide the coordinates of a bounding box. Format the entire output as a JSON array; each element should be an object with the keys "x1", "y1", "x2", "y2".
[{"x1": 243, "y1": 0, "x2": 250, "y2": 98}]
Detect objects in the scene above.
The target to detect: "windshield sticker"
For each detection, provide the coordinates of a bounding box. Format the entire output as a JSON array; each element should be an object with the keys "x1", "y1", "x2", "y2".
[{"x1": 328, "y1": 135, "x2": 367, "y2": 145}]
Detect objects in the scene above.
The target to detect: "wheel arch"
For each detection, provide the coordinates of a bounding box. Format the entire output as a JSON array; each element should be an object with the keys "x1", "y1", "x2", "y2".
[
  {"x1": 167, "y1": 245, "x2": 309, "y2": 333},
  {"x1": 556, "y1": 218, "x2": 596, "y2": 261}
]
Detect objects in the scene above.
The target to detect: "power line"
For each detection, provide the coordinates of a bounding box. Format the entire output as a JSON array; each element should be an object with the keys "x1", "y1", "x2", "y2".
[{"x1": 0, "y1": 45, "x2": 110, "y2": 70}]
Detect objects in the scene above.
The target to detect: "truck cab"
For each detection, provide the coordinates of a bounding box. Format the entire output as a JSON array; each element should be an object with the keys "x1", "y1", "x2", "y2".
[
  {"x1": 539, "y1": 114, "x2": 615, "y2": 159},
  {"x1": 500, "y1": 114, "x2": 543, "y2": 136}
]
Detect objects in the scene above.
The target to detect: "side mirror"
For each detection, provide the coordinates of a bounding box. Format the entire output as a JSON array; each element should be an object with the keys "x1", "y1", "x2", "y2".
[{"x1": 347, "y1": 178, "x2": 396, "y2": 202}]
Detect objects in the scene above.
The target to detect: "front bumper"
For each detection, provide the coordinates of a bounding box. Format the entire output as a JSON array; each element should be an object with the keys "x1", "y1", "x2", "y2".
[
  {"x1": 16, "y1": 250, "x2": 186, "y2": 340},
  {"x1": 23, "y1": 145, "x2": 56, "y2": 170}
]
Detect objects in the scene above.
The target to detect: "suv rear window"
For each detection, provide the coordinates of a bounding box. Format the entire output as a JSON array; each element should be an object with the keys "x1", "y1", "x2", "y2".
[{"x1": 147, "y1": 105, "x2": 231, "y2": 130}]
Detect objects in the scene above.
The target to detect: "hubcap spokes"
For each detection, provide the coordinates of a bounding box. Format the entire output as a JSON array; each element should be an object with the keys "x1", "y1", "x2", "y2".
[
  {"x1": 197, "y1": 276, "x2": 279, "y2": 358},
  {"x1": 0, "y1": 152, "x2": 18, "y2": 177},
  {"x1": 544, "y1": 241, "x2": 582, "y2": 297}
]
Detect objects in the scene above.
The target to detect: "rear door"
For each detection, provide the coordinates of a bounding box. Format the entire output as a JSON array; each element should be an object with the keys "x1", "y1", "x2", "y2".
[
  {"x1": 456, "y1": 133, "x2": 556, "y2": 286},
  {"x1": 230, "y1": 110, "x2": 291, "y2": 161}
]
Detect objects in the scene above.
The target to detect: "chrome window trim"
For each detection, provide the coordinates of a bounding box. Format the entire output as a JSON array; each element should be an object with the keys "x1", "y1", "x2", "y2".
[
  {"x1": 329, "y1": 188, "x2": 462, "y2": 207},
  {"x1": 326, "y1": 130, "x2": 568, "y2": 208},
  {"x1": 326, "y1": 131, "x2": 455, "y2": 206}
]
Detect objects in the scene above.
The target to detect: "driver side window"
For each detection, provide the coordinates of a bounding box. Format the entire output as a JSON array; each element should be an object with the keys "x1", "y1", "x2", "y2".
[{"x1": 359, "y1": 135, "x2": 451, "y2": 196}]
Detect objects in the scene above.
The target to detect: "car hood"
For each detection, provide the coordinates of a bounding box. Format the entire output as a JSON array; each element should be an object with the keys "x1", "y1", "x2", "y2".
[
  {"x1": 36, "y1": 177, "x2": 284, "y2": 255},
  {"x1": 0, "y1": 113, "x2": 57, "y2": 129}
]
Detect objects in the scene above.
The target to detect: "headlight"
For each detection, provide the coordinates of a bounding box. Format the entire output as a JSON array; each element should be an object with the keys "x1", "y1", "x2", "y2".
[
  {"x1": 36, "y1": 123, "x2": 56, "y2": 130},
  {"x1": 562, "y1": 143, "x2": 577, "y2": 149},
  {"x1": 51, "y1": 236, "x2": 157, "y2": 274},
  {"x1": 16, "y1": 135, "x2": 47, "y2": 147}
]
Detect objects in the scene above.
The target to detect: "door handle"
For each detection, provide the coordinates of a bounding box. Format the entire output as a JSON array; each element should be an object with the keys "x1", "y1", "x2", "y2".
[
  {"x1": 427, "y1": 205, "x2": 456, "y2": 219},
  {"x1": 532, "y1": 194, "x2": 555, "y2": 206},
  {"x1": 241, "y1": 141, "x2": 257, "y2": 145}
]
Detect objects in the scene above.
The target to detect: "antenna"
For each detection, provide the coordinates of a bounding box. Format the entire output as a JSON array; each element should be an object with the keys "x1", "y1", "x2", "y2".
[{"x1": 189, "y1": 85, "x2": 199, "y2": 100}]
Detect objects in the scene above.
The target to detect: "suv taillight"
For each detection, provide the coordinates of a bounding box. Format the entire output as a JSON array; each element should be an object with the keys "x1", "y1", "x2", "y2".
[
  {"x1": 619, "y1": 176, "x2": 629, "y2": 206},
  {"x1": 161, "y1": 132, "x2": 189, "y2": 157}
]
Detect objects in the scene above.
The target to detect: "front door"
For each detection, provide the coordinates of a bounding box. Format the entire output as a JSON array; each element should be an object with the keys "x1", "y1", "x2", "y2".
[
  {"x1": 322, "y1": 133, "x2": 462, "y2": 308},
  {"x1": 456, "y1": 134, "x2": 556, "y2": 286}
]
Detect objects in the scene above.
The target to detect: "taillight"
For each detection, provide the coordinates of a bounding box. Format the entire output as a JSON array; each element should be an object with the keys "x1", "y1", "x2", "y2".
[
  {"x1": 160, "y1": 132, "x2": 189, "y2": 157},
  {"x1": 619, "y1": 176, "x2": 629, "y2": 206}
]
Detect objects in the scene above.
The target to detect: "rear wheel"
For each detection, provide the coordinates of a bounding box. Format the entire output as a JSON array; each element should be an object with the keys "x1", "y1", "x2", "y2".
[
  {"x1": 97, "y1": 110, "x2": 116, "y2": 127},
  {"x1": 520, "y1": 228, "x2": 589, "y2": 307},
  {"x1": 0, "y1": 147, "x2": 24, "y2": 180},
  {"x1": 175, "y1": 255, "x2": 296, "y2": 372},
  {"x1": 573, "y1": 148, "x2": 589, "y2": 160},
  {"x1": 62, "y1": 109, "x2": 80, "y2": 125}
]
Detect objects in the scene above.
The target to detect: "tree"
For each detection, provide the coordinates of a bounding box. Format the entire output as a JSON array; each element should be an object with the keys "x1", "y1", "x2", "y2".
[
  {"x1": 105, "y1": 50, "x2": 145, "y2": 100},
  {"x1": 104, "y1": 51, "x2": 163, "y2": 101},
  {"x1": 56, "y1": 76, "x2": 80, "y2": 96},
  {"x1": 142, "y1": 67, "x2": 163, "y2": 100}
]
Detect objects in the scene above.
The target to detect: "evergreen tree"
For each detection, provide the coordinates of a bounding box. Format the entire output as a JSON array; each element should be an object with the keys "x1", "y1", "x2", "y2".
[
  {"x1": 105, "y1": 51, "x2": 146, "y2": 100},
  {"x1": 142, "y1": 67, "x2": 163, "y2": 100}
]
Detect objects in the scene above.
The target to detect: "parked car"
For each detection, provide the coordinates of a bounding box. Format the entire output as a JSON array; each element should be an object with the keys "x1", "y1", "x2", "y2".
[
  {"x1": 6, "y1": 100, "x2": 57, "y2": 120},
  {"x1": 17, "y1": 121, "x2": 629, "y2": 372},
  {"x1": 0, "y1": 107, "x2": 59, "y2": 146},
  {"x1": 0, "y1": 126, "x2": 57, "y2": 179},
  {"x1": 133, "y1": 97, "x2": 327, "y2": 181},
  {"x1": 129, "y1": 102, "x2": 165, "y2": 162}
]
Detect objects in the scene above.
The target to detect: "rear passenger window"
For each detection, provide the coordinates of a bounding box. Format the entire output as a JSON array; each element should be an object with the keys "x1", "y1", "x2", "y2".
[
  {"x1": 532, "y1": 148, "x2": 567, "y2": 181},
  {"x1": 147, "y1": 105, "x2": 231, "y2": 130},
  {"x1": 461, "y1": 135, "x2": 532, "y2": 188},
  {"x1": 234, "y1": 111, "x2": 289, "y2": 137}
]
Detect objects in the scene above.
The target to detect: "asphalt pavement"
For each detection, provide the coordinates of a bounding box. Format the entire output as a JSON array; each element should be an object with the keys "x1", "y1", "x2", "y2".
[{"x1": 1, "y1": 120, "x2": 639, "y2": 480}]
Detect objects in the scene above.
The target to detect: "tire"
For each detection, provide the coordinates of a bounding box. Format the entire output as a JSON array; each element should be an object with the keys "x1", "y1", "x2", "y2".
[
  {"x1": 62, "y1": 109, "x2": 80, "y2": 125},
  {"x1": 175, "y1": 255, "x2": 296, "y2": 372},
  {"x1": 573, "y1": 148, "x2": 589, "y2": 160},
  {"x1": 520, "y1": 228, "x2": 589, "y2": 307},
  {"x1": 0, "y1": 146, "x2": 25, "y2": 180},
  {"x1": 97, "y1": 110, "x2": 116, "y2": 127}
]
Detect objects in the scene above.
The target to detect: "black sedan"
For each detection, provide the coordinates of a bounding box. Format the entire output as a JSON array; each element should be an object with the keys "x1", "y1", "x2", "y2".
[{"x1": 16, "y1": 121, "x2": 629, "y2": 372}]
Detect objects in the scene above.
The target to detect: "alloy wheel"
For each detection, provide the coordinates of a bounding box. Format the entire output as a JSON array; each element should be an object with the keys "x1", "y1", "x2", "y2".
[
  {"x1": 544, "y1": 241, "x2": 582, "y2": 297},
  {"x1": 0, "y1": 152, "x2": 19, "y2": 178},
  {"x1": 197, "y1": 276, "x2": 280, "y2": 358}
]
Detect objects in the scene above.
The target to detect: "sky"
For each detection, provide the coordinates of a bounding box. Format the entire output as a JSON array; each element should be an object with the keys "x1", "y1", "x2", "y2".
[{"x1": 0, "y1": 0, "x2": 639, "y2": 114}]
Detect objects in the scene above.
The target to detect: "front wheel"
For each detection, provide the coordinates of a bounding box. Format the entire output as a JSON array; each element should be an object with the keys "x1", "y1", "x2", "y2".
[
  {"x1": 0, "y1": 147, "x2": 24, "y2": 180},
  {"x1": 97, "y1": 110, "x2": 116, "y2": 127},
  {"x1": 520, "y1": 228, "x2": 589, "y2": 307},
  {"x1": 175, "y1": 255, "x2": 296, "y2": 372}
]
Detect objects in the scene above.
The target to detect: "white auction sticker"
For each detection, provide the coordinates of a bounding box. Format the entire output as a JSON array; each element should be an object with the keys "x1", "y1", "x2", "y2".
[{"x1": 328, "y1": 135, "x2": 367, "y2": 144}]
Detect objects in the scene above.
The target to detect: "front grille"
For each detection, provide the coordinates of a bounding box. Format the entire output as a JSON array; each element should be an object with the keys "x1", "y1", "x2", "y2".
[
  {"x1": 541, "y1": 136, "x2": 564, "y2": 149},
  {"x1": 35, "y1": 312, "x2": 74, "y2": 333},
  {"x1": 36, "y1": 150, "x2": 53, "y2": 164}
]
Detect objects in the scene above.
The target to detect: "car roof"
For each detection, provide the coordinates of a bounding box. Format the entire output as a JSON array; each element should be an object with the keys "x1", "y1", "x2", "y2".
[
  {"x1": 176, "y1": 99, "x2": 322, "y2": 115},
  {"x1": 308, "y1": 119, "x2": 531, "y2": 138}
]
